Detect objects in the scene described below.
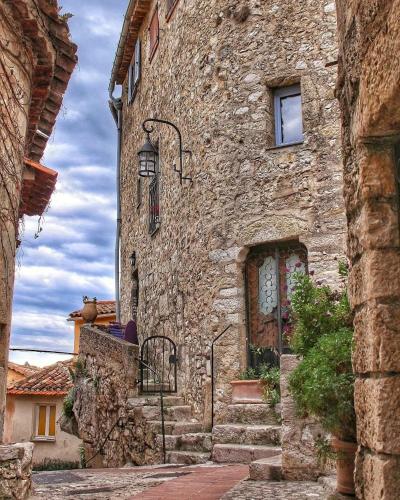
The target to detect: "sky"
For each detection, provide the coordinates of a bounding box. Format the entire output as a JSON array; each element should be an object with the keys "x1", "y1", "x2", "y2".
[{"x1": 10, "y1": 0, "x2": 128, "y2": 367}]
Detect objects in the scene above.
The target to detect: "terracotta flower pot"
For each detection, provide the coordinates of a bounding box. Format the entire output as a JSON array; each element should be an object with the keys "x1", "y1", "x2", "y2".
[
  {"x1": 331, "y1": 437, "x2": 357, "y2": 496},
  {"x1": 81, "y1": 297, "x2": 98, "y2": 324},
  {"x1": 230, "y1": 380, "x2": 264, "y2": 404}
]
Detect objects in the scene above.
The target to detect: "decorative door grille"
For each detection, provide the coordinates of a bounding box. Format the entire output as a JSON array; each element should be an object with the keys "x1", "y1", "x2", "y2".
[
  {"x1": 140, "y1": 335, "x2": 177, "y2": 393},
  {"x1": 246, "y1": 242, "x2": 308, "y2": 367}
]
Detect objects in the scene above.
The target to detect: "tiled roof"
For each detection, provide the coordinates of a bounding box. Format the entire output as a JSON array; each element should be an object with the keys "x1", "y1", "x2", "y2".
[
  {"x1": 7, "y1": 359, "x2": 74, "y2": 396},
  {"x1": 68, "y1": 300, "x2": 116, "y2": 320},
  {"x1": 7, "y1": 0, "x2": 78, "y2": 161},
  {"x1": 20, "y1": 158, "x2": 58, "y2": 217},
  {"x1": 110, "y1": 0, "x2": 152, "y2": 87},
  {"x1": 8, "y1": 362, "x2": 40, "y2": 378}
]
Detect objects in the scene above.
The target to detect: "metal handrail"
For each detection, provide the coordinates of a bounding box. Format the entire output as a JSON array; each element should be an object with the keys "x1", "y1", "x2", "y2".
[
  {"x1": 136, "y1": 357, "x2": 167, "y2": 464},
  {"x1": 210, "y1": 324, "x2": 232, "y2": 429}
]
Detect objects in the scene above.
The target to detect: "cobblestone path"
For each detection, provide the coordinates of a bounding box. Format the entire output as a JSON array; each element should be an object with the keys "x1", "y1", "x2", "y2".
[
  {"x1": 221, "y1": 479, "x2": 326, "y2": 499},
  {"x1": 31, "y1": 464, "x2": 329, "y2": 499}
]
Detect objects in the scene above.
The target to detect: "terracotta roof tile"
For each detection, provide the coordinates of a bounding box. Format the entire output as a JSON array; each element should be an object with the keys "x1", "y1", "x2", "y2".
[
  {"x1": 20, "y1": 158, "x2": 58, "y2": 217},
  {"x1": 68, "y1": 300, "x2": 116, "y2": 320},
  {"x1": 8, "y1": 362, "x2": 40, "y2": 378},
  {"x1": 7, "y1": 359, "x2": 74, "y2": 396}
]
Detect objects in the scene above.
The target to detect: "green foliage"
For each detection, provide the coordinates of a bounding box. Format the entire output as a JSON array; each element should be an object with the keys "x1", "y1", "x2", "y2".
[
  {"x1": 259, "y1": 365, "x2": 280, "y2": 406},
  {"x1": 238, "y1": 367, "x2": 258, "y2": 380},
  {"x1": 238, "y1": 363, "x2": 281, "y2": 406},
  {"x1": 79, "y1": 444, "x2": 86, "y2": 469},
  {"x1": 289, "y1": 273, "x2": 352, "y2": 356},
  {"x1": 289, "y1": 327, "x2": 356, "y2": 441},
  {"x1": 63, "y1": 387, "x2": 76, "y2": 418},
  {"x1": 33, "y1": 459, "x2": 79, "y2": 471}
]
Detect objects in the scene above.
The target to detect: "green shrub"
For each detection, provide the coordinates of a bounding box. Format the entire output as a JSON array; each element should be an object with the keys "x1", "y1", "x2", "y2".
[
  {"x1": 238, "y1": 367, "x2": 258, "y2": 380},
  {"x1": 33, "y1": 459, "x2": 79, "y2": 471},
  {"x1": 289, "y1": 327, "x2": 356, "y2": 441},
  {"x1": 290, "y1": 273, "x2": 352, "y2": 356},
  {"x1": 63, "y1": 387, "x2": 76, "y2": 418},
  {"x1": 259, "y1": 365, "x2": 280, "y2": 406}
]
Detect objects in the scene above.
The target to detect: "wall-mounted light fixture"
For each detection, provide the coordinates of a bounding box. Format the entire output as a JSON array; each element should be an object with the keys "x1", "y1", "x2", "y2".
[{"x1": 138, "y1": 118, "x2": 192, "y2": 184}]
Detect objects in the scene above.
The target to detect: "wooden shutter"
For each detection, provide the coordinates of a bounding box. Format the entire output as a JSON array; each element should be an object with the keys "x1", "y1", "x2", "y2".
[
  {"x1": 48, "y1": 406, "x2": 56, "y2": 436},
  {"x1": 149, "y1": 8, "x2": 159, "y2": 61},
  {"x1": 134, "y1": 39, "x2": 141, "y2": 86},
  {"x1": 128, "y1": 62, "x2": 133, "y2": 103},
  {"x1": 37, "y1": 406, "x2": 47, "y2": 436}
]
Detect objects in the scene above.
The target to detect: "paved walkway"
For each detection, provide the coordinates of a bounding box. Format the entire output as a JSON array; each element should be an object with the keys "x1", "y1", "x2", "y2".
[{"x1": 31, "y1": 463, "x2": 328, "y2": 499}]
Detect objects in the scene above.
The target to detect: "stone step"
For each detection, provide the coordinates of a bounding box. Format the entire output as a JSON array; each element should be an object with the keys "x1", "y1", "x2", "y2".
[
  {"x1": 212, "y1": 444, "x2": 281, "y2": 464},
  {"x1": 157, "y1": 433, "x2": 213, "y2": 452},
  {"x1": 127, "y1": 396, "x2": 185, "y2": 408},
  {"x1": 147, "y1": 420, "x2": 202, "y2": 435},
  {"x1": 166, "y1": 450, "x2": 211, "y2": 465},
  {"x1": 249, "y1": 455, "x2": 282, "y2": 481},
  {"x1": 225, "y1": 403, "x2": 279, "y2": 425},
  {"x1": 137, "y1": 405, "x2": 192, "y2": 421},
  {"x1": 212, "y1": 424, "x2": 281, "y2": 446}
]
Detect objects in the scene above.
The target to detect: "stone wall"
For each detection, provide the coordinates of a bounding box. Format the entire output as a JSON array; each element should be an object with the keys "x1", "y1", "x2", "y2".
[
  {"x1": 119, "y1": 0, "x2": 346, "y2": 424},
  {"x1": 0, "y1": 442, "x2": 33, "y2": 499},
  {"x1": 335, "y1": 1, "x2": 400, "y2": 498},
  {"x1": 72, "y1": 326, "x2": 160, "y2": 468},
  {"x1": 280, "y1": 354, "x2": 330, "y2": 480}
]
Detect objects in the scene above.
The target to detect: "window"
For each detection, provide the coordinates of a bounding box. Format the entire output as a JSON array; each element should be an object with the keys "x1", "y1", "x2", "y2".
[
  {"x1": 149, "y1": 175, "x2": 160, "y2": 235},
  {"x1": 166, "y1": 0, "x2": 179, "y2": 20},
  {"x1": 128, "y1": 39, "x2": 141, "y2": 104},
  {"x1": 274, "y1": 84, "x2": 303, "y2": 146},
  {"x1": 34, "y1": 405, "x2": 56, "y2": 441},
  {"x1": 148, "y1": 7, "x2": 159, "y2": 61}
]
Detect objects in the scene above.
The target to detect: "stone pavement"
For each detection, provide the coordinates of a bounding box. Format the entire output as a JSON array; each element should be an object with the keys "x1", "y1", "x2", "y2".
[{"x1": 31, "y1": 463, "x2": 329, "y2": 499}]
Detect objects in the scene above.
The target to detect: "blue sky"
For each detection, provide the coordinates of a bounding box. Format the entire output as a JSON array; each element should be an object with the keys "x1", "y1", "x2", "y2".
[{"x1": 10, "y1": 0, "x2": 127, "y2": 366}]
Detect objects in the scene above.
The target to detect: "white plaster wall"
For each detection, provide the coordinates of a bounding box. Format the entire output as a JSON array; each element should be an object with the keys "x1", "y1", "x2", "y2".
[{"x1": 4, "y1": 395, "x2": 81, "y2": 465}]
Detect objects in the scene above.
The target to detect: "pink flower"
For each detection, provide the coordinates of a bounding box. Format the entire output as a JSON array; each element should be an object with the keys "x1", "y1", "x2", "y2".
[
  {"x1": 295, "y1": 262, "x2": 302, "y2": 268},
  {"x1": 310, "y1": 270, "x2": 315, "y2": 276}
]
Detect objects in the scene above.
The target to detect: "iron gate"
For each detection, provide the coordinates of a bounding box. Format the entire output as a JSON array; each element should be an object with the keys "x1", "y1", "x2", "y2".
[{"x1": 140, "y1": 335, "x2": 177, "y2": 393}]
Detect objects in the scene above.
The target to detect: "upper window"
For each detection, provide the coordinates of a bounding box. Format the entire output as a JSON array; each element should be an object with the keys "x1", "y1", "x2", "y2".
[
  {"x1": 166, "y1": 0, "x2": 179, "y2": 20},
  {"x1": 274, "y1": 84, "x2": 303, "y2": 146},
  {"x1": 128, "y1": 39, "x2": 141, "y2": 104},
  {"x1": 149, "y1": 7, "x2": 159, "y2": 61},
  {"x1": 34, "y1": 404, "x2": 56, "y2": 441}
]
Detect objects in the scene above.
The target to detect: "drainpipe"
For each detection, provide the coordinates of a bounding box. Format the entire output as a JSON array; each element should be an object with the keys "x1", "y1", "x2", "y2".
[{"x1": 109, "y1": 89, "x2": 123, "y2": 323}]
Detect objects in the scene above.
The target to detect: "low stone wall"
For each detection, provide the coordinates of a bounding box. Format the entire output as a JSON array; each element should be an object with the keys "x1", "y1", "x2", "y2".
[
  {"x1": 71, "y1": 325, "x2": 159, "y2": 467},
  {"x1": 280, "y1": 354, "x2": 331, "y2": 480},
  {"x1": 0, "y1": 442, "x2": 33, "y2": 499}
]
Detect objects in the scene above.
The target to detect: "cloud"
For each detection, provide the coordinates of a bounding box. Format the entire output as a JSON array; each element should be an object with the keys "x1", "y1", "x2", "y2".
[{"x1": 10, "y1": 0, "x2": 127, "y2": 366}]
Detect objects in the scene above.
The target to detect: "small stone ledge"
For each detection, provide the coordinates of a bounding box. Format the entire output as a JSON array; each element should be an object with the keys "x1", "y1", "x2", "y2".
[{"x1": 0, "y1": 442, "x2": 33, "y2": 500}]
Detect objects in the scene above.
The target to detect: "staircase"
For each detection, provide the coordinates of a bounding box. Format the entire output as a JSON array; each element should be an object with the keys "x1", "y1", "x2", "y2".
[
  {"x1": 212, "y1": 401, "x2": 283, "y2": 480},
  {"x1": 127, "y1": 395, "x2": 212, "y2": 465}
]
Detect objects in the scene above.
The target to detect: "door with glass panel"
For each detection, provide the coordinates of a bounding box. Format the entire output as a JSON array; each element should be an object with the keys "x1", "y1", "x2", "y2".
[{"x1": 245, "y1": 243, "x2": 307, "y2": 367}]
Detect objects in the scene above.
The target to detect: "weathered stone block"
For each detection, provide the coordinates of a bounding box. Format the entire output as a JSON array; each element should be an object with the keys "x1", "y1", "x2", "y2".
[
  {"x1": 353, "y1": 302, "x2": 400, "y2": 373},
  {"x1": 355, "y1": 447, "x2": 400, "y2": 500},
  {"x1": 355, "y1": 376, "x2": 400, "y2": 455}
]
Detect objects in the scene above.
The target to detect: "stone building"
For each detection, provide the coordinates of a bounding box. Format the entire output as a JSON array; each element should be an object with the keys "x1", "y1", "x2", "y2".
[
  {"x1": 335, "y1": 1, "x2": 400, "y2": 498},
  {"x1": 0, "y1": 0, "x2": 77, "y2": 444},
  {"x1": 110, "y1": 0, "x2": 345, "y2": 427}
]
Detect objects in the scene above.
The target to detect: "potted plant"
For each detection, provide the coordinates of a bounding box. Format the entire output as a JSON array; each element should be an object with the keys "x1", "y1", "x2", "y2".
[
  {"x1": 231, "y1": 364, "x2": 280, "y2": 406},
  {"x1": 81, "y1": 296, "x2": 98, "y2": 324},
  {"x1": 288, "y1": 270, "x2": 357, "y2": 496}
]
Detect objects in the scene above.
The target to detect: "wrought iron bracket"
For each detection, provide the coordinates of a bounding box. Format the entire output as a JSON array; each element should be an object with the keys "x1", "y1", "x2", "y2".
[{"x1": 142, "y1": 118, "x2": 193, "y2": 185}]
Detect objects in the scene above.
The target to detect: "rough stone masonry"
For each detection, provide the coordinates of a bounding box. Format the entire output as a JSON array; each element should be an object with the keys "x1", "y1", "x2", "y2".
[
  {"x1": 335, "y1": 1, "x2": 400, "y2": 498},
  {"x1": 118, "y1": 0, "x2": 346, "y2": 426}
]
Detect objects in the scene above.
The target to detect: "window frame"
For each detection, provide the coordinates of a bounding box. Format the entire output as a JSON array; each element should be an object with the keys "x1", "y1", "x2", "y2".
[
  {"x1": 32, "y1": 404, "x2": 56, "y2": 442},
  {"x1": 148, "y1": 7, "x2": 160, "y2": 62},
  {"x1": 166, "y1": 0, "x2": 179, "y2": 21},
  {"x1": 273, "y1": 84, "x2": 304, "y2": 147},
  {"x1": 128, "y1": 39, "x2": 141, "y2": 105}
]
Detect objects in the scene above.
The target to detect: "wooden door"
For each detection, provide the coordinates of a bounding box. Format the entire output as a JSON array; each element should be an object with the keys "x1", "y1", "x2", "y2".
[{"x1": 246, "y1": 243, "x2": 307, "y2": 365}]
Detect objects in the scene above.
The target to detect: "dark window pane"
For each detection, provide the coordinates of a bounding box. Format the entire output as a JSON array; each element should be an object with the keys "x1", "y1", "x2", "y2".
[{"x1": 280, "y1": 93, "x2": 303, "y2": 144}]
